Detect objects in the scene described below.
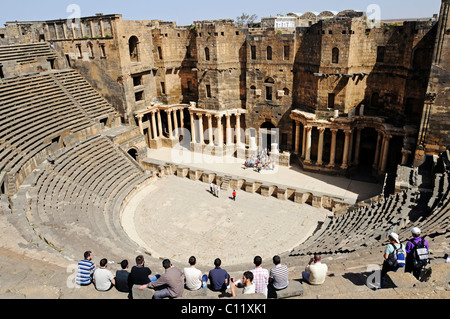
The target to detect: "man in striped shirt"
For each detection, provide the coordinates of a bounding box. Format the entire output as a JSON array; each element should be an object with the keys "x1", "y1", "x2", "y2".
[
  {"x1": 251, "y1": 256, "x2": 269, "y2": 297},
  {"x1": 76, "y1": 251, "x2": 96, "y2": 286},
  {"x1": 268, "y1": 255, "x2": 289, "y2": 298}
]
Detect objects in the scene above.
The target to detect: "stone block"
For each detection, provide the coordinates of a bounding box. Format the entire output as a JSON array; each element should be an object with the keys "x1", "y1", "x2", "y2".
[{"x1": 269, "y1": 280, "x2": 304, "y2": 299}]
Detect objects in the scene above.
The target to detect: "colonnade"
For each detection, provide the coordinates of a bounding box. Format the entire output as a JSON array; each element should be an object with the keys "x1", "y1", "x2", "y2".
[
  {"x1": 293, "y1": 121, "x2": 394, "y2": 174},
  {"x1": 188, "y1": 109, "x2": 245, "y2": 147},
  {"x1": 136, "y1": 105, "x2": 247, "y2": 149}
]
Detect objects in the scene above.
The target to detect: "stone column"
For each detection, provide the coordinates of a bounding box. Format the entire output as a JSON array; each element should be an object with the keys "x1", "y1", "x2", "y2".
[
  {"x1": 301, "y1": 125, "x2": 306, "y2": 158},
  {"x1": 294, "y1": 121, "x2": 300, "y2": 155},
  {"x1": 235, "y1": 114, "x2": 242, "y2": 146},
  {"x1": 327, "y1": 129, "x2": 338, "y2": 167},
  {"x1": 173, "y1": 109, "x2": 179, "y2": 138},
  {"x1": 380, "y1": 134, "x2": 392, "y2": 174},
  {"x1": 157, "y1": 110, "x2": 163, "y2": 138},
  {"x1": 372, "y1": 131, "x2": 382, "y2": 169},
  {"x1": 190, "y1": 112, "x2": 196, "y2": 143},
  {"x1": 347, "y1": 129, "x2": 354, "y2": 166},
  {"x1": 151, "y1": 111, "x2": 158, "y2": 140},
  {"x1": 304, "y1": 126, "x2": 312, "y2": 164},
  {"x1": 136, "y1": 114, "x2": 144, "y2": 135},
  {"x1": 207, "y1": 114, "x2": 214, "y2": 145},
  {"x1": 316, "y1": 127, "x2": 325, "y2": 165},
  {"x1": 225, "y1": 114, "x2": 232, "y2": 145},
  {"x1": 341, "y1": 130, "x2": 351, "y2": 169},
  {"x1": 354, "y1": 128, "x2": 362, "y2": 165},
  {"x1": 216, "y1": 115, "x2": 223, "y2": 146},
  {"x1": 167, "y1": 109, "x2": 173, "y2": 139},
  {"x1": 198, "y1": 113, "x2": 204, "y2": 144},
  {"x1": 180, "y1": 109, "x2": 185, "y2": 131}
]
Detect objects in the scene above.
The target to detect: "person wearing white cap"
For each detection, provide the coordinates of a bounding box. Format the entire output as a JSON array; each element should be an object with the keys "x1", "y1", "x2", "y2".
[
  {"x1": 380, "y1": 232, "x2": 406, "y2": 288},
  {"x1": 405, "y1": 227, "x2": 430, "y2": 279}
]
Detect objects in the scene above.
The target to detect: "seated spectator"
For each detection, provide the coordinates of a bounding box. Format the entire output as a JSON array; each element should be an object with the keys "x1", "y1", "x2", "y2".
[
  {"x1": 184, "y1": 256, "x2": 203, "y2": 291},
  {"x1": 230, "y1": 271, "x2": 256, "y2": 297},
  {"x1": 93, "y1": 258, "x2": 115, "y2": 291},
  {"x1": 268, "y1": 255, "x2": 289, "y2": 298},
  {"x1": 251, "y1": 256, "x2": 269, "y2": 297},
  {"x1": 115, "y1": 260, "x2": 130, "y2": 294},
  {"x1": 128, "y1": 255, "x2": 156, "y2": 299},
  {"x1": 76, "y1": 251, "x2": 96, "y2": 286},
  {"x1": 302, "y1": 254, "x2": 328, "y2": 285},
  {"x1": 139, "y1": 259, "x2": 184, "y2": 299},
  {"x1": 208, "y1": 258, "x2": 230, "y2": 292}
]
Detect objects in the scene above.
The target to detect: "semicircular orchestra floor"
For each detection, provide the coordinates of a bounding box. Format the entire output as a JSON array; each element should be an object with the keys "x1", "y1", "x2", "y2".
[{"x1": 121, "y1": 175, "x2": 329, "y2": 266}]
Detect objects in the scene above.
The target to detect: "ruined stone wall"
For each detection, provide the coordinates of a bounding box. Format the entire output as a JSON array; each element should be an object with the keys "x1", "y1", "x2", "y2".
[
  {"x1": 415, "y1": 0, "x2": 450, "y2": 164},
  {"x1": 246, "y1": 29, "x2": 296, "y2": 150},
  {"x1": 195, "y1": 20, "x2": 245, "y2": 111}
]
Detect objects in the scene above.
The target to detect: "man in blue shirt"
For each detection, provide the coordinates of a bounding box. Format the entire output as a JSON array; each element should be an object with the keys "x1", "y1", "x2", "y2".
[
  {"x1": 208, "y1": 258, "x2": 230, "y2": 291},
  {"x1": 76, "y1": 251, "x2": 96, "y2": 286}
]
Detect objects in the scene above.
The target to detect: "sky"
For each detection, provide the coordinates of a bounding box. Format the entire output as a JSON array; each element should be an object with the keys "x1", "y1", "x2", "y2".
[{"x1": 0, "y1": 0, "x2": 443, "y2": 26}]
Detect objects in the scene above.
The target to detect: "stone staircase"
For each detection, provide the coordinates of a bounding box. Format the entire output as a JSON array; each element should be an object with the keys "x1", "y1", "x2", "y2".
[{"x1": 221, "y1": 175, "x2": 232, "y2": 191}]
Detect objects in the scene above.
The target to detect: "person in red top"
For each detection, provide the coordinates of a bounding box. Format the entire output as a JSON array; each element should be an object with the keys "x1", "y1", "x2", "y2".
[{"x1": 232, "y1": 190, "x2": 236, "y2": 201}]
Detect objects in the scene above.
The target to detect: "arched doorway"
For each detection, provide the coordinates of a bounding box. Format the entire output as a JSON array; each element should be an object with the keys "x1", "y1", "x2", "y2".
[
  {"x1": 128, "y1": 148, "x2": 138, "y2": 161},
  {"x1": 260, "y1": 121, "x2": 277, "y2": 152}
]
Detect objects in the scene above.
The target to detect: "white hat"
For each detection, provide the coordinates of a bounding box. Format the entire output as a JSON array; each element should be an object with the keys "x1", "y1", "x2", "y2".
[
  {"x1": 389, "y1": 232, "x2": 400, "y2": 243},
  {"x1": 411, "y1": 227, "x2": 421, "y2": 235}
]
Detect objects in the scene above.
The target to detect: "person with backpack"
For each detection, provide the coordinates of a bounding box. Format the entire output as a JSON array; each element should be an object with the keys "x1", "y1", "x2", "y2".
[
  {"x1": 405, "y1": 227, "x2": 430, "y2": 280},
  {"x1": 380, "y1": 232, "x2": 406, "y2": 288}
]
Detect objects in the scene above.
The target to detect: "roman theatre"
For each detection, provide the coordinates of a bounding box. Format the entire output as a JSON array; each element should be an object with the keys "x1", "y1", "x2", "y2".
[{"x1": 0, "y1": 2, "x2": 449, "y2": 299}]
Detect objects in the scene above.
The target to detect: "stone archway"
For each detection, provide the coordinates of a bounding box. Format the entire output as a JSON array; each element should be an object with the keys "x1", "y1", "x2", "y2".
[
  {"x1": 128, "y1": 148, "x2": 138, "y2": 161},
  {"x1": 260, "y1": 120, "x2": 277, "y2": 151}
]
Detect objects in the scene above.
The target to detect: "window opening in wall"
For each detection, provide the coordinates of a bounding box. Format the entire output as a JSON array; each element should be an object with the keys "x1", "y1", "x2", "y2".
[
  {"x1": 0, "y1": 65, "x2": 5, "y2": 79},
  {"x1": 284, "y1": 46, "x2": 290, "y2": 60},
  {"x1": 135, "y1": 91, "x2": 145, "y2": 102},
  {"x1": 266, "y1": 46, "x2": 272, "y2": 60},
  {"x1": 65, "y1": 54, "x2": 71, "y2": 67},
  {"x1": 205, "y1": 47, "x2": 210, "y2": 61},
  {"x1": 332, "y1": 47, "x2": 339, "y2": 64},
  {"x1": 206, "y1": 84, "x2": 212, "y2": 98},
  {"x1": 251, "y1": 45, "x2": 256, "y2": 60},
  {"x1": 129, "y1": 36, "x2": 139, "y2": 62},
  {"x1": 187, "y1": 80, "x2": 193, "y2": 94},
  {"x1": 76, "y1": 44, "x2": 83, "y2": 58},
  {"x1": 328, "y1": 93, "x2": 335, "y2": 109},
  {"x1": 158, "y1": 46, "x2": 163, "y2": 60},
  {"x1": 100, "y1": 44, "x2": 106, "y2": 58},
  {"x1": 377, "y1": 46, "x2": 385, "y2": 63},
  {"x1": 133, "y1": 75, "x2": 143, "y2": 87},
  {"x1": 88, "y1": 42, "x2": 94, "y2": 58},
  {"x1": 160, "y1": 82, "x2": 166, "y2": 95},
  {"x1": 48, "y1": 59, "x2": 55, "y2": 69}
]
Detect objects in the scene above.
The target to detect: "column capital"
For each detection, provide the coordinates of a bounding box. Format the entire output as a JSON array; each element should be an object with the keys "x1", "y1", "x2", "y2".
[
  {"x1": 318, "y1": 127, "x2": 326, "y2": 133},
  {"x1": 330, "y1": 128, "x2": 339, "y2": 133}
]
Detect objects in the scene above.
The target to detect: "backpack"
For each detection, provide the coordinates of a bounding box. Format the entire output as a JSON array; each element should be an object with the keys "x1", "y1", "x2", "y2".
[
  {"x1": 410, "y1": 238, "x2": 429, "y2": 269},
  {"x1": 387, "y1": 244, "x2": 406, "y2": 268}
]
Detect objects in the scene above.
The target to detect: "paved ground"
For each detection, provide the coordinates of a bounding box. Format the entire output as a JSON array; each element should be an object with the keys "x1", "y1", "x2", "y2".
[
  {"x1": 144, "y1": 147, "x2": 383, "y2": 204},
  {"x1": 122, "y1": 175, "x2": 329, "y2": 266}
]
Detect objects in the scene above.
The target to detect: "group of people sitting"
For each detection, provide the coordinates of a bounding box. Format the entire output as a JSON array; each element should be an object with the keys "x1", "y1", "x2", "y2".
[
  {"x1": 243, "y1": 149, "x2": 275, "y2": 172},
  {"x1": 75, "y1": 253, "x2": 297, "y2": 299}
]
